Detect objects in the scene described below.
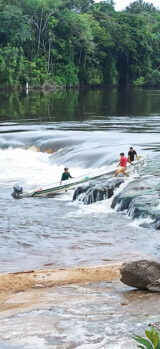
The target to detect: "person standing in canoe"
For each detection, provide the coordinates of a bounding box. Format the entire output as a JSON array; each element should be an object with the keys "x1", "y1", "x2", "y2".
[
  {"x1": 115, "y1": 153, "x2": 132, "y2": 177},
  {"x1": 128, "y1": 147, "x2": 138, "y2": 162},
  {"x1": 60, "y1": 167, "x2": 73, "y2": 184}
]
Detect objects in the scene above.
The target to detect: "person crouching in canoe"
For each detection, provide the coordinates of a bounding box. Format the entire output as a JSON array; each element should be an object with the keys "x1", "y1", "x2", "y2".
[
  {"x1": 60, "y1": 167, "x2": 73, "y2": 184},
  {"x1": 115, "y1": 153, "x2": 132, "y2": 177}
]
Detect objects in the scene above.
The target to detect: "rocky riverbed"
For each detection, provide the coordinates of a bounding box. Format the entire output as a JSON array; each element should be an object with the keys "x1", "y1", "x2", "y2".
[{"x1": 0, "y1": 264, "x2": 160, "y2": 349}]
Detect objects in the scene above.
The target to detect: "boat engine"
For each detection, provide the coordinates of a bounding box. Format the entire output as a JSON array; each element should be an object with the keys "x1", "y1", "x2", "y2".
[{"x1": 12, "y1": 185, "x2": 23, "y2": 198}]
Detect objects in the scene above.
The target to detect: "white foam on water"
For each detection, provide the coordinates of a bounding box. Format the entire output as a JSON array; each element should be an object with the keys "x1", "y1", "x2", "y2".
[
  {"x1": 0, "y1": 147, "x2": 87, "y2": 188},
  {"x1": 156, "y1": 204, "x2": 160, "y2": 210},
  {"x1": 0, "y1": 147, "x2": 51, "y2": 186},
  {"x1": 0, "y1": 147, "x2": 123, "y2": 198},
  {"x1": 66, "y1": 175, "x2": 134, "y2": 218},
  {"x1": 129, "y1": 216, "x2": 154, "y2": 227},
  {"x1": 16, "y1": 336, "x2": 48, "y2": 349},
  {"x1": 75, "y1": 337, "x2": 135, "y2": 349},
  {"x1": 75, "y1": 344, "x2": 103, "y2": 349},
  {"x1": 65, "y1": 325, "x2": 88, "y2": 344}
]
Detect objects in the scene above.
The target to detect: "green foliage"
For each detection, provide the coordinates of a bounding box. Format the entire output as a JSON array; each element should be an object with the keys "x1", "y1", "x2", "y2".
[
  {"x1": 0, "y1": 0, "x2": 160, "y2": 88},
  {"x1": 54, "y1": 62, "x2": 79, "y2": 87},
  {"x1": 0, "y1": 45, "x2": 51, "y2": 87},
  {"x1": 64, "y1": 0, "x2": 94, "y2": 13},
  {"x1": 126, "y1": 0, "x2": 157, "y2": 14},
  {"x1": 80, "y1": 66, "x2": 104, "y2": 86},
  {"x1": 25, "y1": 58, "x2": 51, "y2": 86},
  {"x1": 133, "y1": 76, "x2": 145, "y2": 86},
  {"x1": 0, "y1": 4, "x2": 31, "y2": 45},
  {"x1": 145, "y1": 70, "x2": 160, "y2": 87},
  {"x1": 93, "y1": 0, "x2": 115, "y2": 14},
  {"x1": 0, "y1": 45, "x2": 26, "y2": 86},
  {"x1": 133, "y1": 327, "x2": 160, "y2": 349}
]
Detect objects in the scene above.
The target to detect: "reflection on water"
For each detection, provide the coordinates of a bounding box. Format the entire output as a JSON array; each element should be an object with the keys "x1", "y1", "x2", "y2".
[{"x1": 1, "y1": 88, "x2": 160, "y2": 122}]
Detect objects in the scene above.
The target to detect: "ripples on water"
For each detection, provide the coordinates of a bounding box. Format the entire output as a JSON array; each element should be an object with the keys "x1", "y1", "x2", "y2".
[
  {"x1": 1, "y1": 88, "x2": 160, "y2": 349},
  {"x1": 0, "y1": 88, "x2": 160, "y2": 273},
  {"x1": 1, "y1": 280, "x2": 160, "y2": 349}
]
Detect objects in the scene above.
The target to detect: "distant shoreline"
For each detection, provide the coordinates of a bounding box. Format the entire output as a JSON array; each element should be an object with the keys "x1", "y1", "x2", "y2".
[{"x1": 0, "y1": 84, "x2": 159, "y2": 93}]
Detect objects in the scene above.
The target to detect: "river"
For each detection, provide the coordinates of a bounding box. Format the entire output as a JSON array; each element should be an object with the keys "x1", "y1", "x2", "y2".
[{"x1": 0, "y1": 87, "x2": 160, "y2": 348}]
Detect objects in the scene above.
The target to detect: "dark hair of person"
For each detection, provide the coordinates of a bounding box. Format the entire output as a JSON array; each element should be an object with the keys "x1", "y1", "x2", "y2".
[
  {"x1": 130, "y1": 147, "x2": 133, "y2": 150},
  {"x1": 120, "y1": 153, "x2": 124, "y2": 156}
]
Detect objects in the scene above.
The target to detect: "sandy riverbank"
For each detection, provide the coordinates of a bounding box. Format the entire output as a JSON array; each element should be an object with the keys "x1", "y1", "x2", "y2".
[
  {"x1": 0, "y1": 263, "x2": 121, "y2": 312},
  {"x1": 0, "y1": 263, "x2": 122, "y2": 294}
]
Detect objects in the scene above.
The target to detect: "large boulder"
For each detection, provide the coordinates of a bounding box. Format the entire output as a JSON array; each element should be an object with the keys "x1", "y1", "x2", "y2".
[
  {"x1": 73, "y1": 185, "x2": 91, "y2": 201},
  {"x1": 73, "y1": 178, "x2": 124, "y2": 205},
  {"x1": 120, "y1": 260, "x2": 160, "y2": 291},
  {"x1": 83, "y1": 185, "x2": 113, "y2": 205},
  {"x1": 111, "y1": 176, "x2": 160, "y2": 229},
  {"x1": 147, "y1": 279, "x2": 160, "y2": 292}
]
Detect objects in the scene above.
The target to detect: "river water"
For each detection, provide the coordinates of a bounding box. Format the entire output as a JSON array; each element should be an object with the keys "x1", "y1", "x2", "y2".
[
  {"x1": 1, "y1": 87, "x2": 160, "y2": 272},
  {"x1": 0, "y1": 87, "x2": 160, "y2": 348}
]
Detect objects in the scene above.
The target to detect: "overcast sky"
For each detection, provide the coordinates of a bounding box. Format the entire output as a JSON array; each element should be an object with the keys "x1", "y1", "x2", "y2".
[{"x1": 114, "y1": 0, "x2": 160, "y2": 11}]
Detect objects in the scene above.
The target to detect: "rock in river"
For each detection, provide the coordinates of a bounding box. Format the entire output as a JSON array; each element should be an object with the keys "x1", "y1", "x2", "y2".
[
  {"x1": 73, "y1": 178, "x2": 124, "y2": 205},
  {"x1": 120, "y1": 260, "x2": 160, "y2": 292}
]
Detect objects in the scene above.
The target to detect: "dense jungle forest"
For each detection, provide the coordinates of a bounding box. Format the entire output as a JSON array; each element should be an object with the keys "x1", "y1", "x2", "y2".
[{"x1": 0, "y1": 0, "x2": 160, "y2": 88}]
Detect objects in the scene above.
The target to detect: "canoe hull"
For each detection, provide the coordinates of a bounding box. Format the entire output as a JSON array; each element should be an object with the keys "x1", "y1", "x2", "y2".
[{"x1": 13, "y1": 158, "x2": 146, "y2": 198}]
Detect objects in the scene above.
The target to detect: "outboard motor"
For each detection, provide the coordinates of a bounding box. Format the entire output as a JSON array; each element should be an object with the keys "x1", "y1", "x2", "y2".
[{"x1": 12, "y1": 185, "x2": 23, "y2": 198}]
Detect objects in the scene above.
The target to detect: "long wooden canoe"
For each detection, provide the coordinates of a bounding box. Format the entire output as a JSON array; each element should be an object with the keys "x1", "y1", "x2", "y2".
[{"x1": 12, "y1": 157, "x2": 146, "y2": 198}]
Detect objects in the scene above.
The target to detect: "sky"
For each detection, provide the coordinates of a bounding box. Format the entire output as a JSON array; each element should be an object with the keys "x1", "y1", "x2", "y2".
[{"x1": 114, "y1": 0, "x2": 160, "y2": 11}]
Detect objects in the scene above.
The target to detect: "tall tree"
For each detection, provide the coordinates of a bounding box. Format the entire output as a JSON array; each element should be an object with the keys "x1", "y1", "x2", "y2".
[{"x1": 0, "y1": 4, "x2": 31, "y2": 46}]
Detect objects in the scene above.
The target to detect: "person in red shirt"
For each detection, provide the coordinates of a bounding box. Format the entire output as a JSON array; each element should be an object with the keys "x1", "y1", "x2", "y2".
[{"x1": 115, "y1": 153, "x2": 132, "y2": 177}]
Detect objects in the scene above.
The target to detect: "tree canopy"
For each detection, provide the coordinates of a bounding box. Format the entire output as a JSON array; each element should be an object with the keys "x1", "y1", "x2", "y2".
[{"x1": 0, "y1": 0, "x2": 160, "y2": 88}]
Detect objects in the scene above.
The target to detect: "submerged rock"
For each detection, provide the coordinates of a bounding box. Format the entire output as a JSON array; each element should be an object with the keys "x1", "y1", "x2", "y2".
[
  {"x1": 120, "y1": 260, "x2": 160, "y2": 292},
  {"x1": 111, "y1": 175, "x2": 160, "y2": 229},
  {"x1": 111, "y1": 194, "x2": 132, "y2": 210},
  {"x1": 73, "y1": 178, "x2": 124, "y2": 205},
  {"x1": 153, "y1": 215, "x2": 160, "y2": 229}
]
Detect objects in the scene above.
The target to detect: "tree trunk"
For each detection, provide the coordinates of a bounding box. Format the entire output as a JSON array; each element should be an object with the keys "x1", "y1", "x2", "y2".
[
  {"x1": 48, "y1": 33, "x2": 51, "y2": 72},
  {"x1": 38, "y1": 7, "x2": 44, "y2": 52},
  {"x1": 83, "y1": 52, "x2": 87, "y2": 68},
  {"x1": 78, "y1": 46, "x2": 82, "y2": 66}
]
